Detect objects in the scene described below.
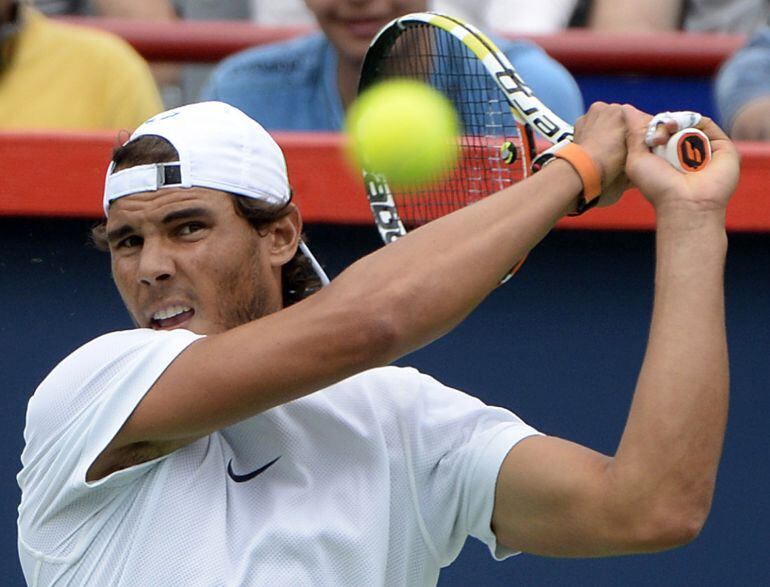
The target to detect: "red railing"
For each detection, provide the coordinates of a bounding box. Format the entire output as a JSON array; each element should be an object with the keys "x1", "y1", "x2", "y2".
[
  {"x1": 1, "y1": 132, "x2": 767, "y2": 231},
  {"x1": 3, "y1": 23, "x2": 761, "y2": 229}
]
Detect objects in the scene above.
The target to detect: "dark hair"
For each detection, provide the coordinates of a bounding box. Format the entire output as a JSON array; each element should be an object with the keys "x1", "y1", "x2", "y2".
[{"x1": 91, "y1": 135, "x2": 322, "y2": 306}]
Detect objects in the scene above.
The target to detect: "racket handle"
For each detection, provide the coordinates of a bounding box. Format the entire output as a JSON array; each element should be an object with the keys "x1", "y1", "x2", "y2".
[{"x1": 653, "y1": 128, "x2": 711, "y2": 173}]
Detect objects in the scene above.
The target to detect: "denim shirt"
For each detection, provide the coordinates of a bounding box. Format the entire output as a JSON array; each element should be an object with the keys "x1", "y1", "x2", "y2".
[
  {"x1": 202, "y1": 32, "x2": 584, "y2": 131},
  {"x1": 715, "y1": 26, "x2": 770, "y2": 129}
]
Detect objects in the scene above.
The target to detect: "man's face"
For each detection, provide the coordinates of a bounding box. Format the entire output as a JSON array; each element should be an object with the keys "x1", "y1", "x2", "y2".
[
  {"x1": 304, "y1": 0, "x2": 427, "y2": 63},
  {"x1": 106, "y1": 188, "x2": 282, "y2": 335}
]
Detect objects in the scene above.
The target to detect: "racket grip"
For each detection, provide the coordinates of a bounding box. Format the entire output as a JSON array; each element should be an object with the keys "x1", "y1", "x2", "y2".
[{"x1": 653, "y1": 128, "x2": 711, "y2": 173}]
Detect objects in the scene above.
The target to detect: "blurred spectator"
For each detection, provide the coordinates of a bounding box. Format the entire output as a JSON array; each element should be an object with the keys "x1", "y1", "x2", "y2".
[
  {"x1": 244, "y1": 0, "x2": 581, "y2": 32},
  {"x1": 184, "y1": 0, "x2": 584, "y2": 100},
  {"x1": 244, "y1": 0, "x2": 582, "y2": 33},
  {"x1": 715, "y1": 26, "x2": 770, "y2": 139},
  {"x1": 0, "y1": 0, "x2": 162, "y2": 129},
  {"x1": 587, "y1": 0, "x2": 769, "y2": 34},
  {"x1": 202, "y1": 0, "x2": 584, "y2": 131}
]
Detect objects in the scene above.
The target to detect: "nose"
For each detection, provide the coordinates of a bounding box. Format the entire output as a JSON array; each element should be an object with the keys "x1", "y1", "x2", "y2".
[{"x1": 137, "y1": 239, "x2": 175, "y2": 286}]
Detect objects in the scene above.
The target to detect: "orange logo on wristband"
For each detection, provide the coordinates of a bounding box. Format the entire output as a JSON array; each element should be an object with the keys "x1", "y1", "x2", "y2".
[{"x1": 678, "y1": 133, "x2": 710, "y2": 172}]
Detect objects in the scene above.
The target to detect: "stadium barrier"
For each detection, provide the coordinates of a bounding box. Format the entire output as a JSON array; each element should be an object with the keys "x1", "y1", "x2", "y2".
[
  {"x1": 1, "y1": 131, "x2": 768, "y2": 231},
  {"x1": 58, "y1": 17, "x2": 743, "y2": 75}
]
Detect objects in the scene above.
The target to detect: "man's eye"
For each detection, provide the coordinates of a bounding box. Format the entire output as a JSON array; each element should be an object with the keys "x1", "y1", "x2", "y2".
[
  {"x1": 178, "y1": 223, "x2": 205, "y2": 236},
  {"x1": 117, "y1": 235, "x2": 142, "y2": 249}
]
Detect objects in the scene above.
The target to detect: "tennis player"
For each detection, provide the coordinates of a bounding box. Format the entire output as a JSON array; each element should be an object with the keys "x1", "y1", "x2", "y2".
[{"x1": 17, "y1": 101, "x2": 738, "y2": 586}]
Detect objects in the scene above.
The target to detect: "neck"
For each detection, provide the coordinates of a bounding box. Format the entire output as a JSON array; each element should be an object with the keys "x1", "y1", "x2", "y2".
[{"x1": 337, "y1": 54, "x2": 363, "y2": 111}]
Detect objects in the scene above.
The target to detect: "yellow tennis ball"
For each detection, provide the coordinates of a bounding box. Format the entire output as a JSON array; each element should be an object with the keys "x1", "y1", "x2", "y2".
[{"x1": 345, "y1": 79, "x2": 460, "y2": 186}]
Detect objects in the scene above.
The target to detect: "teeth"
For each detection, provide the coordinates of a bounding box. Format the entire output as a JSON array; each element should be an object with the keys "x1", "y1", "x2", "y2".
[{"x1": 153, "y1": 305, "x2": 191, "y2": 321}]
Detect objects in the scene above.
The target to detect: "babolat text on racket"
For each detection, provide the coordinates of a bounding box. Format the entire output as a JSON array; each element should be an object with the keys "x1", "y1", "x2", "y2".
[{"x1": 357, "y1": 12, "x2": 710, "y2": 279}]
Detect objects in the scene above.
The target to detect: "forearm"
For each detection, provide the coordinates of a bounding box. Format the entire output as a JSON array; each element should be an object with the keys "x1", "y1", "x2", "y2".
[{"x1": 612, "y1": 205, "x2": 728, "y2": 542}]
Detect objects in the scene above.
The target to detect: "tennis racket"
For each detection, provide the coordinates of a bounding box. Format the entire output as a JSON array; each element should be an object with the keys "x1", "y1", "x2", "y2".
[{"x1": 356, "y1": 12, "x2": 710, "y2": 278}]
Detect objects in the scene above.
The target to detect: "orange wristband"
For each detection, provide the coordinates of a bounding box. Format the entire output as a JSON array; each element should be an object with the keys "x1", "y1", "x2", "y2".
[{"x1": 553, "y1": 143, "x2": 602, "y2": 216}]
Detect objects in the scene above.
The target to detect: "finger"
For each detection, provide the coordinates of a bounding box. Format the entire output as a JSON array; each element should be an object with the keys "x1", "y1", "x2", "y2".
[
  {"x1": 693, "y1": 115, "x2": 730, "y2": 143},
  {"x1": 644, "y1": 111, "x2": 703, "y2": 147},
  {"x1": 648, "y1": 120, "x2": 679, "y2": 146},
  {"x1": 690, "y1": 116, "x2": 739, "y2": 172},
  {"x1": 587, "y1": 100, "x2": 609, "y2": 111},
  {"x1": 623, "y1": 105, "x2": 655, "y2": 157}
]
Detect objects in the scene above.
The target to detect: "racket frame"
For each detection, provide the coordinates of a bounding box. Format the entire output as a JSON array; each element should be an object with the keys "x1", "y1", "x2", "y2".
[{"x1": 358, "y1": 12, "x2": 575, "y2": 245}]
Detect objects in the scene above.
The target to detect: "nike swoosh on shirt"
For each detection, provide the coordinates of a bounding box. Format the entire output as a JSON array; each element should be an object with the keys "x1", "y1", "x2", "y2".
[{"x1": 227, "y1": 456, "x2": 281, "y2": 483}]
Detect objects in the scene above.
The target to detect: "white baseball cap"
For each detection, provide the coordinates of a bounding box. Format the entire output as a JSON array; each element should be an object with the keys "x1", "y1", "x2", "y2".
[{"x1": 103, "y1": 101, "x2": 328, "y2": 285}]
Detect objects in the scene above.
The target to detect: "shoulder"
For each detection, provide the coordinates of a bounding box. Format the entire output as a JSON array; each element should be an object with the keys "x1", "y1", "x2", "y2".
[
  {"x1": 209, "y1": 33, "x2": 330, "y2": 90},
  {"x1": 735, "y1": 26, "x2": 770, "y2": 55},
  {"x1": 492, "y1": 35, "x2": 547, "y2": 64},
  {"x1": 44, "y1": 329, "x2": 195, "y2": 377},
  {"x1": 492, "y1": 34, "x2": 573, "y2": 80},
  {"x1": 28, "y1": 329, "x2": 202, "y2": 427},
  {"x1": 493, "y1": 34, "x2": 584, "y2": 123},
  {"x1": 46, "y1": 328, "x2": 201, "y2": 381},
  {"x1": 330, "y1": 365, "x2": 488, "y2": 414},
  {"x1": 335, "y1": 365, "x2": 438, "y2": 392}
]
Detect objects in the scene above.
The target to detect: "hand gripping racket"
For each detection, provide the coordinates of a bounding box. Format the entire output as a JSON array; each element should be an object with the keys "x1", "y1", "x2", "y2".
[{"x1": 357, "y1": 12, "x2": 710, "y2": 279}]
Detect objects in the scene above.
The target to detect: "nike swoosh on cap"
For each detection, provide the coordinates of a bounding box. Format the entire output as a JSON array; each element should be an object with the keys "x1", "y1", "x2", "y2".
[{"x1": 227, "y1": 456, "x2": 281, "y2": 483}]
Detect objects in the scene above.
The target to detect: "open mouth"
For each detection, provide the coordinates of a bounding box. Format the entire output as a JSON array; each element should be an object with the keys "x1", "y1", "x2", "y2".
[{"x1": 150, "y1": 305, "x2": 195, "y2": 330}]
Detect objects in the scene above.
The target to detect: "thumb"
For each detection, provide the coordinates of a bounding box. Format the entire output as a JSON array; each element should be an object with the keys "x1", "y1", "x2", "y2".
[
  {"x1": 622, "y1": 104, "x2": 655, "y2": 159},
  {"x1": 621, "y1": 105, "x2": 684, "y2": 199}
]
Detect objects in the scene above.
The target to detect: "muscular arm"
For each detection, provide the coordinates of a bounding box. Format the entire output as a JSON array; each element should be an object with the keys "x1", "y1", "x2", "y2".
[
  {"x1": 89, "y1": 106, "x2": 628, "y2": 480},
  {"x1": 491, "y1": 111, "x2": 738, "y2": 556},
  {"x1": 589, "y1": 0, "x2": 683, "y2": 32},
  {"x1": 103, "y1": 164, "x2": 580, "y2": 451}
]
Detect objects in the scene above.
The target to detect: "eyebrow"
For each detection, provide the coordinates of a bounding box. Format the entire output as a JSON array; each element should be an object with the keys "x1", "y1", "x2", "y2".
[
  {"x1": 106, "y1": 224, "x2": 134, "y2": 244},
  {"x1": 106, "y1": 207, "x2": 214, "y2": 244},
  {"x1": 160, "y1": 207, "x2": 213, "y2": 225}
]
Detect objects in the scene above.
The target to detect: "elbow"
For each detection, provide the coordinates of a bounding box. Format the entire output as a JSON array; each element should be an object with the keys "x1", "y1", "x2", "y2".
[
  {"x1": 321, "y1": 265, "x2": 447, "y2": 369},
  {"x1": 627, "y1": 496, "x2": 712, "y2": 552},
  {"x1": 356, "y1": 304, "x2": 404, "y2": 362},
  {"x1": 350, "y1": 279, "x2": 427, "y2": 355},
  {"x1": 645, "y1": 510, "x2": 707, "y2": 551},
  {"x1": 323, "y1": 290, "x2": 405, "y2": 370}
]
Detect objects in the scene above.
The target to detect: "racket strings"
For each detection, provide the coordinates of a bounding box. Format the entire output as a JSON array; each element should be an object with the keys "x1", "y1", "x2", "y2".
[{"x1": 374, "y1": 25, "x2": 527, "y2": 229}]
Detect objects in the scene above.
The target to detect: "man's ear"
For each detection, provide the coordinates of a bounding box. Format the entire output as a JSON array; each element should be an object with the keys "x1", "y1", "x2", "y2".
[{"x1": 268, "y1": 203, "x2": 302, "y2": 268}]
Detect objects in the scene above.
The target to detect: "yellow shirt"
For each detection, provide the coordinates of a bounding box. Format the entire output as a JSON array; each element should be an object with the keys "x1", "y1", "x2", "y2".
[{"x1": 0, "y1": 9, "x2": 163, "y2": 131}]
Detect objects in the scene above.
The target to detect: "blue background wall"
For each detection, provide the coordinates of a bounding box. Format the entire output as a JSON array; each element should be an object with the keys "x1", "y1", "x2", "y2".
[
  {"x1": 2, "y1": 218, "x2": 768, "y2": 585},
  {"x1": 577, "y1": 75, "x2": 717, "y2": 125}
]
